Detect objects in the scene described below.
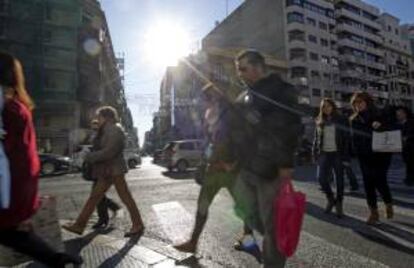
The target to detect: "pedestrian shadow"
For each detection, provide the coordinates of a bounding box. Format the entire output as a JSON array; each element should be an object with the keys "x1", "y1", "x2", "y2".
[
  {"x1": 97, "y1": 235, "x2": 142, "y2": 268},
  {"x1": 162, "y1": 171, "x2": 195, "y2": 180},
  {"x1": 64, "y1": 227, "x2": 115, "y2": 260},
  {"x1": 395, "y1": 220, "x2": 414, "y2": 230},
  {"x1": 174, "y1": 255, "x2": 204, "y2": 267},
  {"x1": 306, "y1": 202, "x2": 414, "y2": 256},
  {"x1": 345, "y1": 191, "x2": 414, "y2": 210}
]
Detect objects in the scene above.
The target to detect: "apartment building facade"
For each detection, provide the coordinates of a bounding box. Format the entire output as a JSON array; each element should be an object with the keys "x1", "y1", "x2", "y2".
[
  {"x1": 202, "y1": 0, "x2": 414, "y2": 110},
  {"x1": 379, "y1": 14, "x2": 414, "y2": 108},
  {"x1": 286, "y1": 0, "x2": 339, "y2": 107},
  {"x1": 0, "y1": 0, "x2": 137, "y2": 154}
]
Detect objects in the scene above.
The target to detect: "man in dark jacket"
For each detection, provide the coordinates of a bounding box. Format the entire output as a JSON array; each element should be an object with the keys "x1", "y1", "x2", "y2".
[
  {"x1": 232, "y1": 50, "x2": 302, "y2": 268},
  {"x1": 396, "y1": 107, "x2": 414, "y2": 186}
]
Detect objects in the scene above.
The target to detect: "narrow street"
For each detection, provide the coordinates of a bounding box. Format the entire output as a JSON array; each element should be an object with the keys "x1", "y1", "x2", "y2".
[{"x1": 19, "y1": 156, "x2": 414, "y2": 267}]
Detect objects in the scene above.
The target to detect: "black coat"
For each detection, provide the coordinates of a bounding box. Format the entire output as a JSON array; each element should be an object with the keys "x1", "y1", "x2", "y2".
[
  {"x1": 398, "y1": 118, "x2": 414, "y2": 154},
  {"x1": 234, "y1": 73, "x2": 302, "y2": 179},
  {"x1": 312, "y1": 114, "x2": 350, "y2": 161},
  {"x1": 350, "y1": 108, "x2": 391, "y2": 156}
]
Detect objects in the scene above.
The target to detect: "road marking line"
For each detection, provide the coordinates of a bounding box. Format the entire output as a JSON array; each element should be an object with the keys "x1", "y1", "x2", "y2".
[{"x1": 152, "y1": 201, "x2": 193, "y2": 244}]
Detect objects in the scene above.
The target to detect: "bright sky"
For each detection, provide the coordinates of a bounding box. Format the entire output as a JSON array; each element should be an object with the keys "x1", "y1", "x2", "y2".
[{"x1": 99, "y1": 0, "x2": 413, "y2": 146}]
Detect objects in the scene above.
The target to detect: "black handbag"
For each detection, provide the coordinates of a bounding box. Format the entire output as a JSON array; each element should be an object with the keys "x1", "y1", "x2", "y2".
[{"x1": 81, "y1": 162, "x2": 95, "y2": 181}]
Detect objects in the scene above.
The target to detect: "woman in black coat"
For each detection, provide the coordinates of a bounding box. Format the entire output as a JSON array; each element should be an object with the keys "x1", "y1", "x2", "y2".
[{"x1": 349, "y1": 92, "x2": 393, "y2": 225}]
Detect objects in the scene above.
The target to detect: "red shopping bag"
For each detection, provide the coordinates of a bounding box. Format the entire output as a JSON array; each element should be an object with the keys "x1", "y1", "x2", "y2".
[{"x1": 273, "y1": 178, "x2": 306, "y2": 257}]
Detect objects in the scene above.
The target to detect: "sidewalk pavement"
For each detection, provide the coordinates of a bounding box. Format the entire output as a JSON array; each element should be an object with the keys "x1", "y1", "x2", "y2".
[{"x1": 13, "y1": 221, "x2": 190, "y2": 268}]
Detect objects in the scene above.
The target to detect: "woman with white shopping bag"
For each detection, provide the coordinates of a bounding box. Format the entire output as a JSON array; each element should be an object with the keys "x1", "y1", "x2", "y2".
[
  {"x1": 0, "y1": 52, "x2": 82, "y2": 267},
  {"x1": 349, "y1": 92, "x2": 393, "y2": 225}
]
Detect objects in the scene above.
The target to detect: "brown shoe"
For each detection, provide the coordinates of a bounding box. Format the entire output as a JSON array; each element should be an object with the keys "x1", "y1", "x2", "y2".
[
  {"x1": 385, "y1": 204, "x2": 394, "y2": 219},
  {"x1": 62, "y1": 223, "x2": 84, "y2": 235},
  {"x1": 174, "y1": 240, "x2": 197, "y2": 253},
  {"x1": 366, "y1": 208, "x2": 379, "y2": 225},
  {"x1": 124, "y1": 225, "x2": 145, "y2": 238}
]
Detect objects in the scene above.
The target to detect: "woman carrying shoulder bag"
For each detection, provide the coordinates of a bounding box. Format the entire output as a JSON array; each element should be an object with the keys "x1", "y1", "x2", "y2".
[{"x1": 349, "y1": 92, "x2": 393, "y2": 225}]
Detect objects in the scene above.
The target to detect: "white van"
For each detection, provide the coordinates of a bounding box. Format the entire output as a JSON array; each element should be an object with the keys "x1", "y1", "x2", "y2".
[{"x1": 162, "y1": 140, "x2": 204, "y2": 172}]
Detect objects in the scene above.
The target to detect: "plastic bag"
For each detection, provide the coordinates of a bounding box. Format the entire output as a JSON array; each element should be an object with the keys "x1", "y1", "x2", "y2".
[{"x1": 273, "y1": 179, "x2": 306, "y2": 257}]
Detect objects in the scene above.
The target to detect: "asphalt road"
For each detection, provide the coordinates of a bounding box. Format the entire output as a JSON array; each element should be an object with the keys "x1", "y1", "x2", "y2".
[{"x1": 34, "y1": 156, "x2": 414, "y2": 268}]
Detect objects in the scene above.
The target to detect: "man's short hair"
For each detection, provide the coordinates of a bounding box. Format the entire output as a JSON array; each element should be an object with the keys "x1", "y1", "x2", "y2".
[
  {"x1": 96, "y1": 106, "x2": 119, "y2": 122},
  {"x1": 236, "y1": 49, "x2": 266, "y2": 68}
]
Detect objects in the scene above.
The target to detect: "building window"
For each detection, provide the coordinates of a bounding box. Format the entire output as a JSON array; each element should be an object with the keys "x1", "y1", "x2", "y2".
[
  {"x1": 321, "y1": 38, "x2": 329, "y2": 47},
  {"x1": 290, "y1": 48, "x2": 307, "y2": 61},
  {"x1": 321, "y1": 55, "x2": 330, "y2": 64},
  {"x1": 288, "y1": 30, "x2": 305, "y2": 42},
  {"x1": 388, "y1": 25, "x2": 392, "y2": 32},
  {"x1": 366, "y1": 53, "x2": 376, "y2": 62},
  {"x1": 362, "y1": 11, "x2": 376, "y2": 21},
  {"x1": 331, "y1": 57, "x2": 338, "y2": 67},
  {"x1": 310, "y1": 52, "x2": 318, "y2": 61},
  {"x1": 312, "y1": 88, "x2": 321, "y2": 96},
  {"x1": 307, "y1": 18, "x2": 316, "y2": 26},
  {"x1": 365, "y1": 39, "x2": 376, "y2": 48},
  {"x1": 324, "y1": 90, "x2": 332, "y2": 97},
  {"x1": 323, "y1": 73, "x2": 330, "y2": 80},
  {"x1": 287, "y1": 12, "x2": 304, "y2": 24},
  {"x1": 311, "y1": 70, "x2": 320, "y2": 78},
  {"x1": 319, "y1": 22, "x2": 327, "y2": 31},
  {"x1": 349, "y1": 34, "x2": 364, "y2": 44},
  {"x1": 286, "y1": 0, "x2": 302, "y2": 6},
  {"x1": 308, "y1": 35, "x2": 317, "y2": 43},
  {"x1": 291, "y1": 67, "x2": 307, "y2": 79},
  {"x1": 341, "y1": 3, "x2": 360, "y2": 15}
]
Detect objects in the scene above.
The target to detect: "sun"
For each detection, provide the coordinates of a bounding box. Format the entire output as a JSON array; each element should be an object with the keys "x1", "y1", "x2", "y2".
[{"x1": 144, "y1": 21, "x2": 192, "y2": 68}]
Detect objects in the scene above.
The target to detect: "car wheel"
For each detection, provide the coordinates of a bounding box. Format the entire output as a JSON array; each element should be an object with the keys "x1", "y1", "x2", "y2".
[
  {"x1": 128, "y1": 159, "x2": 138, "y2": 169},
  {"x1": 42, "y1": 162, "x2": 56, "y2": 175},
  {"x1": 176, "y1": 160, "x2": 188, "y2": 173}
]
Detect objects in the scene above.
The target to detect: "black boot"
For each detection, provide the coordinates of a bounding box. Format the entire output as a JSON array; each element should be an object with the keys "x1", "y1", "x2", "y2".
[
  {"x1": 92, "y1": 220, "x2": 108, "y2": 229},
  {"x1": 55, "y1": 252, "x2": 83, "y2": 267},
  {"x1": 335, "y1": 200, "x2": 344, "y2": 218},
  {"x1": 325, "y1": 195, "x2": 336, "y2": 214}
]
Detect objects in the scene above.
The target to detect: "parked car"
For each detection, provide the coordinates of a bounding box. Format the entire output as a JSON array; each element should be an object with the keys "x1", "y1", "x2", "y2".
[
  {"x1": 124, "y1": 150, "x2": 142, "y2": 169},
  {"x1": 162, "y1": 140, "x2": 204, "y2": 172},
  {"x1": 39, "y1": 153, "x2": 73, "y2": 176},
  {"x1": 72, "y1": 145, "x2": 141, "y2": 170}
]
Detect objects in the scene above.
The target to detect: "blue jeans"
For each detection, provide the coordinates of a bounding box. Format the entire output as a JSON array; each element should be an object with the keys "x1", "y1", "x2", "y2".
[{"x1": 318, "y1": 152, "x2": 344, "y2": 201}]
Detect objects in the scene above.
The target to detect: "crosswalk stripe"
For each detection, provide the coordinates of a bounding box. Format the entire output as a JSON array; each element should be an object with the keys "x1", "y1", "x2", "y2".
[{"x1": 152, "y1": 201, "x2": 391, "y2": 267}]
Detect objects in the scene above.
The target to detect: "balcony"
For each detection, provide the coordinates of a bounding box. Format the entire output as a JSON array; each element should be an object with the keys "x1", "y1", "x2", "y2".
[
  {"x1": 335, "y1": 8, "x2": 381, "y2": 31},
  {"x1": 340, "y1": 54, "x2": 365, "y2": 65},
  {"x1": 336, "y1": 23, "x2": 382, "y2": 44},
  {"x1": 341, "y1": 69, "x2": 361, "y2": 78},
  {"x1": 286, "y1": 4, "x2": 305, "y2": 14},
  {"x1": 289, "y1": 58, "x2": 307, "y2": 67},
  {"x1": 365, "y1": 60, "x2": 386, "y2": 71},
  {"x1": 338, "y1": 39, "x2": 384, "y2": 57},
  {"x1": 288, "y1": 39, "x2": 306, "y2": 49},
  {"x1": 286, "y1": 22, "x2": 305, "y2": 32}
]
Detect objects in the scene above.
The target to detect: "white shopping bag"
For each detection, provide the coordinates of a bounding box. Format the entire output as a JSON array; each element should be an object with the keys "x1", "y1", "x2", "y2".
[{"x1": 372, "y1": 130, "x2": 402, "y2": 153}]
